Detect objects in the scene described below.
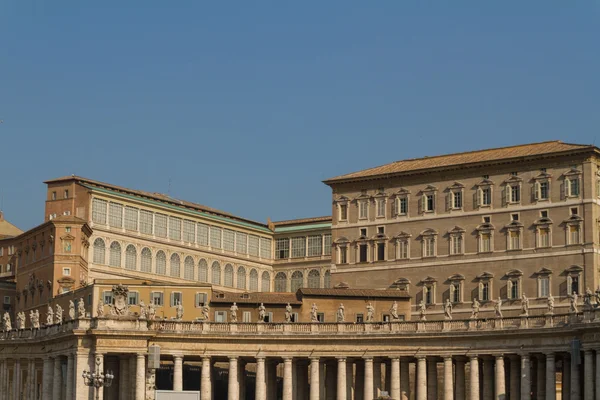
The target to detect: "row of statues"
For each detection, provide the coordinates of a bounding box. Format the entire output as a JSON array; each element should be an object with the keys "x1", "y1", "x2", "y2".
[{"x1": 2, "y1": 298, "x2": 86, "y2": 332}]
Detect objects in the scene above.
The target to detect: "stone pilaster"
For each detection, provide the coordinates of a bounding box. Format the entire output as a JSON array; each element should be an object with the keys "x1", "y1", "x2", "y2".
[
  {"x1": 228, "y1": 356, "x2": 239, "y2": 400},
  {"x1": 495, "y1": 356, "x2": 505, "y2": 400},
  {"x1": 13, "y1": 358, "x2": 21, "y2": 400},
  {"x1": 417, "y1": 356, "x2": 427, "y2": 400},
  {"x1": 443, "y1": 357, "x2": 453, "y2": 400},
  {"x1": 520, "y1": 354, "x2": 531, "y2": 400},
  {"x1": 336, "y1": 357, "x2": 347, "y2": 400},
  {"x1": 469, "y1": 355, "x2": 479, "y2": 400},
  {"x1": 545, "y1": 353, "x2": 556, "y2": 400}
]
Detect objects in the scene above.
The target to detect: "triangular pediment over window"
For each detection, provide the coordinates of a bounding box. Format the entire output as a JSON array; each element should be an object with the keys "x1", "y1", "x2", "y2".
[
  {"x1": 504, "y1": 175, "x2": 523, "y2": 184},
  {"x1": 334, "y1": 195, "x2": 350, "y2": 204},
  {"x1": 355, "y1": 193, "x2": 371, "y2": 201},
  {"x1": 448, "y1": 273, "x2": 465, "y2": 281},
  {"x1": 562, "y1": 168, "x2": 582, "y2": 177},
  {"x1": 448, "y1": 226, "x2": 465, "y2": 234},
  {"x1": 476, "y1": 179, "x2": 494, "y2": 187},
  {"x1": 420, "y1": 228, "x2": 438, "y2": 237},
  {"x1": 421, "y1": 185, "x2": 438, "y2": 193},
  {"x1": 534, "y1": 217, "x2": 553, "y2": 226},
  {"x1": 476, "y1": 223, "x2": 495, "y2": 231},
  {"x1": 534, "y1": 171, "x2": 552, "y2": 180},
  {"x1": 61, "y1": 234, "x2": 76, "y2": 241},
  {"x1": 421, "y1": 276, "x2": 437, "y2": 284},
  {"x1": 536, "y1": 267, "x2": 553, "y2": 276},
  {"x1": 394, "y1": 188, "x2": 411, "y2": 196},
  {"x1": 394, "y1": 231, "x2": 412, "y2": 239},
  {"x1": 334, "y1": 237, "x2": 350, "y2": 245},
  {"x1": 506, "y1": 269, "x2": 523, "y2": 278},
  {"x1": 447, "y1": 182, "x2": 465, "y2": 190}
]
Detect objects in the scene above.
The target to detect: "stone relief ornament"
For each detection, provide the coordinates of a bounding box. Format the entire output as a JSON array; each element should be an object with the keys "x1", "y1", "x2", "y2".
[
  {"x1": 366, "y1": 303, "x2": 374, "y2": 322},
  {"x1": 3, "y1": 312, "x2": 12, "y2": 331},
  {"x1": 470, "y1": 299, "x2": 480, "y2": 319},
  {"x1": 284, "y1": 303, "x2": 292, "y2": 323},
  {"x1": 77, "y1": 298, "x2": 86, "y2": 318},
  {"x1": 109, "y1": 284, "x2": 130, "y2": 317},
  {"x1": 69, "y1": 300, "x2": 75, "y2": 320},
  {"x1": 230, "y1": 303, "x2": 238, "y2": 323},
  {"x1": 16, "y1": 312, "x2": 25, "y2": 330},
  {"x1": 258, "y1": 303, "x2": 266, "y2": 323},
  {"x1": 310, "y1": 303, "x2": 318, "y2": 322},
  {"x1": 55, "y1": 304, "x2": 63, "y2": 325},
  {"x1": 444, "y1": 299, "x2": 453, "y2": 320},
  {"x1": 336, "y1": 303, "x2": 345, "y2": 323},
  {"x1": 46, "y1": 305, "x2": 54, "y2": 325},
  {"x1": 390, "y1": 301, "x2": 400, "y2": 321},
  {"x1": 494, "y1": 297, "x2": 503, "y2": 318}
]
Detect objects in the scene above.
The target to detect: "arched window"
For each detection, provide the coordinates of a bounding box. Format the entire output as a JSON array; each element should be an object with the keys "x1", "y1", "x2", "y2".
[
  {"x1": 291, "y1": 271, "x2": 304, "y2": 292},
  {"x1": 198, "y1": 259, "x2": 208, "y2": 282},
  {"x1": 125, "y1": 245, "x2": 137, "y2": 270},
  {"x1": 184, "y1": 256, "x2": 195, "y2": 280},
  {"x1": 249, "y1": 269, "x2": 259, "y2": 291},
  {"x1": 275, "y1": 272, "x2": 287, "y2": 292},
  {"x1": 170, "y1": 253, "x2": 181, "y2": 278},
  {"x1": 237, "y1": 267, "x2": 246, "y2": 289},
  {"x1": 224, "y1": 264, "x2": 234, "y2": 287},
  {"x1": 141, "y1": 248, "x2": 152, "y2": 272},
  {"x1": 211, "y1": 261, "x2": 221, "y2": 285},
  {"x1": 156, "y1": 251, "x2": 166, "y2": 275},
  {"x1": 93, "y1": 238, "x2": 105, "y2": 264},
  {"x1": 308, "y1": 269, "x2": 320, "y2": 288},
  {"x1": 109, "y1": 242, "x2": 122, "y2": 267},
  {"x1": 324, "y1": 270, "x2": 331, "y2": 288},
  {"x1": 261, "y1": 272, "x2": 270, "y2": 292}
]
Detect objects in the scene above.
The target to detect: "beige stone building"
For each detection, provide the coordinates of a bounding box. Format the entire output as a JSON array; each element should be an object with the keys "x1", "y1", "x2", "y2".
[{"x1": 2, "y1": 140, "x2": 600, "y2": 400}]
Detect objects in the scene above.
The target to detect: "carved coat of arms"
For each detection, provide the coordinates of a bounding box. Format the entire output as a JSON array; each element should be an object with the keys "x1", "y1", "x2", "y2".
[{"x1": 109, "y1": 284, "x2": 130, "y2": 316}]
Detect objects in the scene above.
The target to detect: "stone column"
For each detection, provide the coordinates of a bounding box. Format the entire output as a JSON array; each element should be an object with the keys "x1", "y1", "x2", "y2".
[
  {"x1": 570, "y1": 352, "x2": 580, "y2": 400},
  {"x1": 469, "y1": 355, "x2": 479, "y2": 400},
  {"x1": 173, "y1": 355, "x2": 183, "y2": 392},
  {"x1": 562, "y1": 356, "x2": 571, "y2": 400},
  {"x1": 545, "y1": 353, "x2": 555, "y2": 400},
  {"x1": 337, "y1": 358, "x2": 347, "y2": 400},
  {"x1": 427, "y1": 358, "x2": 437, "y2": 400},
  {"x1": 536, "y1": 355, "x2": 545, "y2": 400},
  {"x1": 391, "y1": 358, "x2": 401, "y2": 400},
  {"x1": 255, "y1": 357, "x2": 266, "y2": 400},
  {"x1": 364, "y1": 358, "x2": 374, "y2": 400},
  {"x1": 228, "y1": 356, "x2": 239, "y2": 400},
  {"x1": 310, "y1": 358, "x2": 320, "y2": 400},
  {"x1": 400, "y1": 359, "x2": 410, "y2": 400},
  {"x1": 65, "y1": 354, "x2": 74, "y2": 400},
  {"x1": 443, "y1": 357, "x2": 453, "y2": 400},
  {"x1": 52, "y1": 357, "x2": 61, "y2": 400},
  {"x1": 483, "y1": 358, "x2": 494, "y2": 400},
  {"x1": 584, "y1": 350, "x2": 593, "y2": 400},
  {"x1": 135, "y1": 354, "x2": 146, "y2": 400},
  {"x1": 455, "y1": 360, "x2": 465, "y2": 400},
  {"x1": 42, "y1": 357, "x2": 52, "y2": 400},
  {"x1": 495, "y1": 356, "x2": 505, "y2": 400},
  {"x1": 417, "y1": 356, "x2": 427, "y2": 400},
  {"x1": 201, "y1": 357, "x2": 212, "y2": 400},
  {"x1": 509, "y1": 356, "x2": 519, "y2": 400},
  {"x1": 283, "y1": 358, "x2": 293, "y2": 400},
  {"x1": 520, "y1": 354, "x2": 531, "y2": 400}
]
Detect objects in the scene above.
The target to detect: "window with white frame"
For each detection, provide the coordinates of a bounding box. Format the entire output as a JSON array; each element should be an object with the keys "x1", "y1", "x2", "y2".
[
  {"x1": 478, "y1": 231, "x2": 492, "y2": 253},
  {"x1": 450, "y1": 281, "x2": 461, "y2": 303},
  {"x1": 169, "y1": 217, "x2": 182, "y2": 241},
  {"x1": 236, "y1": 232, "x2": 247, "y2": 254},
  {"x1": 376, "y1": 198, "x2": 386, "y2": 218},
  {"x1": 420, "y1": 191, "x2": 436, "y2": 213},
  {"x1": 260, "y1": 238, "x2": 272, "y2": 259},
  {"x1": 307, "y1": 235, "x2": 323, "y2": 257},
  {"x1": 537, "y1": 273, "x2": 551, "y2": 298},
  {"x1": 223, "y1": 229, "x2": 235, "y2": 251},
  {"x1": 421, "y1": 230, "x2": 437, "y2": 257},
  {"x1": 155, "y1": 251, "x2": 166, "y2": 275},
  {"x1": 249, "y1": 269, "x2": 259, "y2": 291},
  {"x1": 358, "y1": 242, "x2": 368, "y2": 263},
  {"x1": 274, "y1": 272, "x2": 287, "y2": 292},
  {"x1": 397, "y1": 238, "x2": 409, "y2": 259},
  {"x1": 506, "y1": 226, "x2": 522, "y2": 250},
  {"x1": 103, "y1": 291, "x2": 113, "y2": 305},
  {"x1": 448, "y1": 227, "x2": 465, "y2": 255},
  {"x1": 124, "y1": 207, "x2": 138, "y2": 231},
  {"x1": 224, "y1": 264, "x2": 234, "y2": 287},
  {"x1": 446, "y1": 183, "x2": 464, "y2": 210},
  {"x1": 215, "y1": 311, "x2": 227, "y2": 323},
  {"x1": 198, "y1": 259, "x2": 208, "y2": 282},
  {"x1": 183, "y1": 220, "x2": 195, "y2": 243},
  {"x1": 261, "y1": 271, "x2": 271, "y2": 291},
  {"x1": 170, "y1": 253, "x2": 181, "y2": 277},
  {"x1": 566, "y1": 266, "x2": 582, "y2": 295},
  {"x1": 323, "y1": 234, "x2": 332, "y2": 256},
  {"x1": 154, "y1": 214, "x2": 168, "y2": 238},
  {"x1": 276, "y1": 238, "x2": 290, "y2": 259},
  {"x1": 92, "y1": 198, "x2": 107, "y2": 224},
  {"x1": 141, "y1": 248, "x2": 152, "y2": 272},
  {"x1": 242, "y1": 311, "x2": 251, "y2": 323},
  {"x1": 151, "y1": 292, "x2": 163, "y2": 306},
  {"x1": 422, "y1": 279, "x2": 436, "y2": 305},
  {"x1": 109, "y1": 241, "x2": 122, "y2": 267},
  {"x1": 506, "y1": 270, "x2": 522, "y2": 299},
  {"x1": 195, "y1": 292, "x2": 208, "y2": 307},
  {"x1": 339, "y1": 246, "x2": 348, "y2": 264},
  {"x1": 210, "y1": 226, "x2": 222, "y2": 249},
  {"x1": 291, "y1": 237, "x2": 306, "y2": 258},
  {"x1": 248, "y1": 235, "x2": 259, "y2": 257},
  {"x1": 128, "y1": 291, "x2": 139, "y2": 305},
  {"x1": 564, "y1": 175, "x2": 581, "y2": 198},
  {"x1": 537, "y1": 227, "x2": 551, "y2": 248},
  {"x1": 170, "y1": 291, "x2": 182, "y2": 307},
  {"x1": 197, "y1": 224, "x2": 209, "y2": 246},
  {"x1": 476, "y1": 273, "x2": 493, "y2": 302},
  {"x1": 339, "y1": 203, "x2": 348, "y2": 221},
  {"x1": 398, "y1": 196, "x2": 408, "y2": 215},
  {"x1": 358, "y1": 201, "x2": 368, "y2": 220},
  {"x1": 567, "y1": 224, "x2": 581, "y2": 245},
  {"x1": 480, "y1": 186, "x2": 492, "y2": 207},
  {"x1": 108, "y1": 202, "x2": 123, "y2": 228},
  {"x1": 63, "y1": 267, "x2": 71, "y2": 276},
  {"x1": 237, "y1": 266, "x2": 246, "y2": 289},
  {"x1": 125, "y1": 245, "x2": 137, "y2": 270},
  {"x1": 93, "y1": 238, "x2": 105, "y2": 264},
  {"x1": 534, "y1": 180, "x2": 550, "y2": 201},
  {"x1": 211, "y1": 262, "x2": 221, "y2": 285},
  {"x1": 139, "y1": 210, "x2": 153, "y2": 235}
]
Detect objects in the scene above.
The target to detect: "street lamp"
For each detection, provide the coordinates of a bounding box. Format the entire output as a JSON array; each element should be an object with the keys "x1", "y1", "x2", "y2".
[{"x1": 82, "y1": 355, "x2": 115, "y2": 400}]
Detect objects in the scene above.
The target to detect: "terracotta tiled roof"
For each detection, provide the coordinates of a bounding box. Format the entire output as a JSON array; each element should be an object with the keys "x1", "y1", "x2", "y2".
[
  {"x1": 210, "y1": 291, "x2": 302, "y2": 305},
  {"x1": 297, "y1": 288, "x2": 410, "y2": 299},
  {"x1": 45, "y1": 175, "x2": 268, "y2": 228},
  {"x1": 324, "y1": 141, "x2": 595, "y2": 184},
  {"x1": 272, "y1": 216, "x2": 332, "y2": 226}
]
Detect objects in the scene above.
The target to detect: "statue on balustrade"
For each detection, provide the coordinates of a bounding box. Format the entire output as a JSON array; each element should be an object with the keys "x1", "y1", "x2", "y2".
[
  {"x1": 584, "y1": 288, "x2": 593, "y2": 310},
  {"x1": 336, "y1": 303, "x2": 345, "y2": 322},
  {"x1": 366, "y1": 303, "x2": 375, "y2": 322},
  {"x1": 148, "y1": 302, "x2": 156, "y2": 321},
  {"x1": 16, "y1": 312, "x2": 25, "y2": 330},
  {"x1": 390, "y1": 301, "x2": 400, "y2": 321},
  {"x1": 547, "y1": 295, "x2": 555, "y2": 315},
  {"x1": 569, "y1": 292, "x2": 579, "y2": 314},
  {"x1": 55, "y1": 304, "x2": 63, "y2": 325},
  {"x1": 494, "y1": 297, "x2": 503, "y2": 318},
  {"x1": 520, "y1": 293, "x2": 529, "y2": 317},
  {"x1": 30, "y1": 310, "x2": 40, "y2": 329},
  {"x1": 175, "y1": 300, "x2": 184, "y2": 320},
  {"x1": 258, "y1": 303, "x2": 266, "y2": 323},
  {"x1": 68, "y1": 300, "x2": 75, "y2": 320},
  {"x1": 418, "y1": 300, "x2": 426, "y2": 321},
  {"x1": 2, "y1": 312, "x2": 11, "y2": 331},
  {"x1": 595, "y1": 290, "x2": 600, "y2": 308},
  {"x1": 77, "y1": 297, "x2": 86, "y2": 318},
  {"x1": 201, "y1": 304, "x2": 210, "y2": 321},
  {"x1": 470, "y1": 298, "x2": 480, "y2": 319},
  {"x1": 97, "y1": 300, "x2": 105, "y2": 317},
  {"x1": 230, "y1": 302, "x2": 238, "y2": 323},
  {"x1": 139, "y1": 301, "x2": 147, "y2": 320},
  {"x1": 46, "y1": 305, "x2": 54, "y2": 325},
  {"x1": 444, "y1": 299, "x2": 453, "y2": 320},
  {"x1": 284, "y1": 303, "x2": 292, "y2": 323},
  {"x1": 310, "y1": 303, "x2": 319, "y2": 322}
]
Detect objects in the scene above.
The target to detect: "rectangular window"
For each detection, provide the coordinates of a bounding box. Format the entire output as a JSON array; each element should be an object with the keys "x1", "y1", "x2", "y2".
[
  {"x1": 451, "y1": 236, "x2": 462, "y2": 255},
  {"x1": 236, "y1": 232, "x2": 247, "y2": 254},
  {"x1": 197, "y1": 224, "x2": 209, "y2": 246},
  {"x1": 151, "y1": 292, "x2": 163, "y2": 306},
  {"x1": 480, "y1": 233, "x2": 491, "y2": 253},
  {"x1": 248, "y1": 235, "x2": 260, "y2": 257},
  {"x1": 424, "y1": 287, "x2": 433, "y2": 305},
  {"x1": 276, "y1": 238, "x2": 290, "y2": 259},
  {"x1": 260, "y1": 238, "x2": 272, "y2": 259},
  {"x1": 398, "y1": 241, "x2": 409, "y2": 259},
  {"x1": 399, "y1": 197, "x2": 408, "y2": 215},
  {"x1": 339, "y1": 247, "x2": 348, "y2": 264},
  {"x1": 569, "y1": 178, "x2": 580, "y2": 196},
  {"x1": 481, "y1": 282, "x2": 490, "y2": 301},
  {"x1": 291, "y1": 237, "x2": 306, "y2": 258},
  {"x1": 210, "y1": 226, "x2": 222, "y2": 248},
  {"x1": 569, "y1": 225, "x2": 580, "y2": 244},
  {"x1": 242, "y1": 311, "x2": 251, "y2": 323},
  {"x1": 128, "y1": 292, "x2": 139, "y2": 305},
  {"x1": 424, "y1": 238, "x2": 435, "y2": 257},
  {"x1": 510, "y1": 185, "x2": 520, "y2": 203},
  {"x1": 170, "y1": 292, "x2": 182, "y2": 307},
  {"x1": 103, "y1": 291, "x2": 114, "y2": 305},
  {"x1": 425, "y1": 194, "x2": 435, "y2": 212},
  {"x1": 92, "y1": 198, "x2": 108, "y2": 224},
  {"x1": 307, "y1": 235, "x2": 323, "y2": 257},
  {"x1": 339, "y1": 204, "x2": 348, "y2": 221},
  {"x1": 108, "y1": 202, "x2": 123, "y2": 228},
  {"x1": 139, "y1": 210, "x2": 153, "y2": 235},
  {"x1": 359, "y1": 244, "x2": 368, "y2": 262},
  {"x1": 64, "y1": 190, "x2": 69, "y2": 199},
  {"x1": 509, "y1": 280, "x2": 519, "y2": 299},
  {"x1": 451, "y1": 283, "x2": 460, "y2": 303},
  {"x1": 169, "y1": 217, "x2": 182, "y2": 241},
  {"x1": 154, "y1": 214, "x2": 168, "y2": 238},
  {"x1": 195, "y1": 293, "x2": 208, "y2": 307},
  {"x1": 481, "y1": 187, "x2": 491, "y2": 206},
  {"x1": 539, "y1": 181, "x2": 549, "y2": 200},
  {"x1": 539, "y1": 228, "x2": 550, "y2": 248},
  {"x1": 63, "y1": 267, "x2": 71, "y2": 276},
  {"x1": 359, "y1": 201, "x2": 368, "y2": 219},
  {"x1": 376, "y1": 199, "x2": 385, "y2": 217},
  {"x1": 183, "y1": 220, "x2": 195, "y2": 243},
  {"x1": 323, "y1": 234, "x2": 332, "y2": 256},
  {"x1": 570, "y1": 275, "x2": 579, "y2": 295},
  {"x1": 52, "y1": 191, "x2": 57, "y2": 200},
  {"x1": 317, "y1": 313, "x2": 325, "y2": 323},
  {"x1": 539, "y1": 277, "x2": 550, "y2": 297},
  {"x1": 223, "y1": 229, "x2": 235, "y2": 251},
  {"x1": 452, "y1": 191, "x2": 462, "y2": 209},
  {"x1": 509, "y1": 231, "x2": 520, "y2": 250},
  {"x1": 3, "y1": 296, "x2": 9, "y2": 305},
  {"x1": 215, "y1": 311, "x2": 227, "y2": 323},
  {"x1": 356, "y1": 314, "x2": 364, "y2": 323},
  {"x1": 377, "y1": 243, "x2": 385, "y2": 261},
  {"x1": 124, "y1": 207, "x2": 138, "y2": 231}
]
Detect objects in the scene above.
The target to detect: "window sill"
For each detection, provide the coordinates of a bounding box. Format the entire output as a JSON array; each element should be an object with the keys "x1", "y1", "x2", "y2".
[{"x1": 477, "y1": 251, "x2": 493, "y2": 254}]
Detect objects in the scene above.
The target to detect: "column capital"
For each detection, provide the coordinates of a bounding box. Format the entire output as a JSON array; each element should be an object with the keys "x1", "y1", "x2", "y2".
[
  {"x1": 336, "y1": 357, "x2": 346, "y2": 362},
  {"x1": 469, "y1": 354, "x2": 478, "y2": 360},
  {"x1": 228, "y1": 355, "x2": 238, "y2": 361},
  {"x1": 201, "y1": 355, "x2": 211, "y2": 362},
  {"x1": 390, "y1": 356, "x2": 401, "y2": 361},
  {"x1": 362, "y1": 356, "x2": 373, "y2": 361},
  {"x1": 443, "y1": 356, "x2": 453, "y2": 361},
  {"x1": 416, "y1": 355, "x2": 427, "y2": 361},
  {"x1": 255, "y1": 356, "x2": 266, "y2": 362},
  {"x1": 282, "y1": 357, "x2": 293, "y2": 362},
  {"x1": 494, "y1": 354, "x2": 505, "y2": 360},
  {"x1": 172, "y1": 354, "x2": 184, "y2": 360},
  {"x1": 545, "y1": 352, "x2": 555, "y2": 358},
  {"x1": 309, "y1": 356, "x2": 320, "y2": 362}
]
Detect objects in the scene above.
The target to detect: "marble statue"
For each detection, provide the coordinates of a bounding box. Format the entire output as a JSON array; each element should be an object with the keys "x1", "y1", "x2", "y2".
[
  {"x1": 77, "y1": 298, "x2": 86, "y2": 318},
  {"x1": 97, "y1": 300, "x2": 105, "y2": 317},
  {"x1": 31, "y1": 310, "x2": 40, "y2": 329},
  {"x1": 390, "y1": 301, "x2": 400, "y2": 321},
  {"x1": 494, "y1": 297, "x2": 503, "y2": 318},
  {"x1": 310, "y1": 303, "x2": 319, "y2": 322},
  {"x1": 3, "y1": 312, "x2": 12, "y2": 331},
  {"x1": 55, "y1": 304, "x2": 63, "y2": 325},
  {"x1": 418, "y1": 300, "x2": 426, "y2": 321},
  {"x1": 139, "y1": 301, "x2": 147, "y2": 320},
  {"x1": 175, "y1": 300, "x2": 184, "y2": 320},
  {"x1": 230, "y1": 302, "x2": 238, "y2": 323},
  {"x1": 46, "y1": 305, "x2": 54, "y2": 325},
  {"x1": 584, "y1": 287, "x2": 593, "y2": 310},
  {"x1": 68, "y1": 300, "x2": 75, "y2": 320},
  {"x1": 595, "y1": 290, "x2": 600, "y2": 308},
  {"x1": 444, "y1": 298, "x2": 453, "y2": 320},
  {"x1": 148, "y1": 302, "x2": 156, "y2": 321},
  {"x1": 285, "y1": 303, "x2": 292, "y2": 323},
  {"x1": 201, "y1": 304, "x2": 210, "y2": 321},
  {"x1": 16, "y1": 312, "x2": 25, "y2": 330},
  {"x1": 258, "y1": 303, "x2": 266, "y2": 323},
  {"x1": 336, "y1": 303, "x2": 345, "y2": 323},
  {"x1": 570, "y1": 293, "x2": 579, "y2": 314},
  {"x1": 547, "y1": 295, "x2": 555, "y2": 314},
  {"x1": 366, "y1": 303, "x2": 375, "y2": 322},
  {"x1": 470, "y1": 298, "x2": 480, "y2": 319},
  {"x1": 521, "y1": 293, "x2": 529, "y2": 317}
]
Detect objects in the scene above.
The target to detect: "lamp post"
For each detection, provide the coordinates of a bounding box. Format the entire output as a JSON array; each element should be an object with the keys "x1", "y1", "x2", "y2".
[{"x1": 82, "y1": 355, "x2": 115, "y2": 400}]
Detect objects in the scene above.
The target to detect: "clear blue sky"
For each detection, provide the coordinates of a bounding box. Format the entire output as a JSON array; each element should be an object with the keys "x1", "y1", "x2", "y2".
[{"x1": 1, "y1": 2, "x2": 598, "y2": 231}]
